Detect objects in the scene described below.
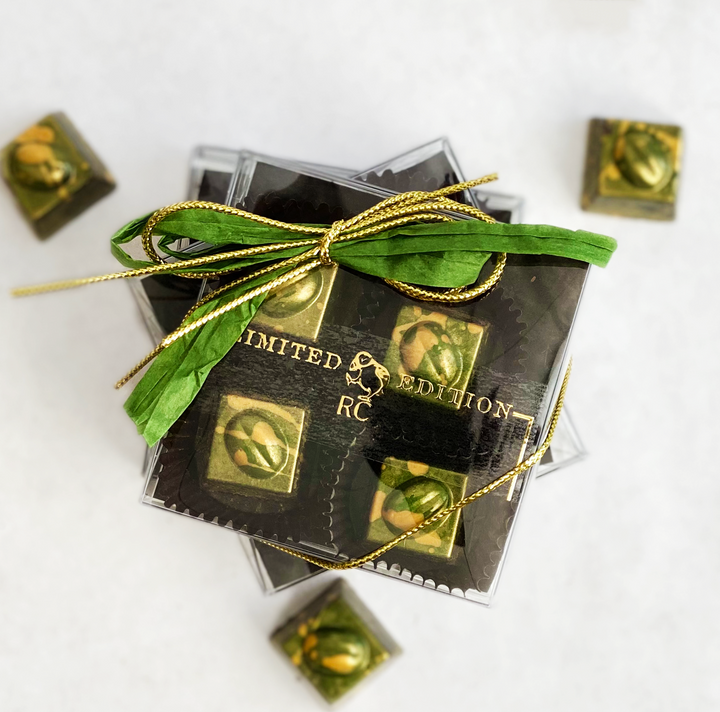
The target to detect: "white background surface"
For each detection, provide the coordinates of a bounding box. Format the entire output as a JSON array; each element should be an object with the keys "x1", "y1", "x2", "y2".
[{"x1": 1, "y1": 1, "x2": 718, "y2": 710}]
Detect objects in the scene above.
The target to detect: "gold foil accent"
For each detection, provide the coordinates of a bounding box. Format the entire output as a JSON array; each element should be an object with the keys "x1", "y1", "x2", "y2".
[
  {"x1": 582, "y1": 118, "x2": 682, "y2": 220},
  {"x1": 367, "y1": 457, "x2": 467, "y2": 559},
  {"x1": 204, "y1": 395, "x2": 304, "y2": 495},
  {"x1": 250, "y1": 265, "x2": 338, "y2": 340}
]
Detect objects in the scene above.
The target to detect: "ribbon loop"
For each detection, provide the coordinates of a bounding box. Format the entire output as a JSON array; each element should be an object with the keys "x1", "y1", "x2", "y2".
[{"x1": 110, "y1": 177, "x2": 508, "y2": 385}]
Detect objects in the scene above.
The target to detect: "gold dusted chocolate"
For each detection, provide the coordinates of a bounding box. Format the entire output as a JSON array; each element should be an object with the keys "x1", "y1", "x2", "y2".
[
  {"x1": 581, "y1": 118, "x2": 682, "y2": 220},
  {"x1": 1, "y1": 113, "x2": 115, "y2": 238},
  {"x1": 367, "y1": 457, "x2": 467, "y2": 559},
  {"x1": 250, "y1": 265, "x2": 337, "y2": 340},
  {"x1": 384, "y1": 305, "x2": 485, "y2": 409},
  {"x1": 273, "y1": 580, "x2": 398, "y2": 703},
  {"x1": 205, "y1": 395, "x2": 304, "y2": 495}
]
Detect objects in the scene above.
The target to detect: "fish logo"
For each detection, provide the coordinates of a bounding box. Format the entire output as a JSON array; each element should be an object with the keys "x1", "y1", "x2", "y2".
[{"x1": 345, "y1": 351, "x2": 390, "y2": 404}]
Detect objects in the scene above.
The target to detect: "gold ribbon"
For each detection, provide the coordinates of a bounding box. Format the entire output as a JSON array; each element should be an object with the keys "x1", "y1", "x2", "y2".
[
  {"x1": 13, "y1": 175, "x2": 505, "y2": 388},
  {"x1": 264, "y1": 360, "x2": 572, "y2": 570}
]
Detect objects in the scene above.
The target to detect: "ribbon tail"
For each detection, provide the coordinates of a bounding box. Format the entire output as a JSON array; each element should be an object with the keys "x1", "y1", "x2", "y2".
[{"x1": 123, "y1": 262, "x2": 315, "y2": 446}]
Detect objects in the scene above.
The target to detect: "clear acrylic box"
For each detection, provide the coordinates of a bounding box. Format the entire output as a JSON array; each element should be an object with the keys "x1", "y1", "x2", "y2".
[
  {"x1": 140, "y1": 145, "x2": 588, "y2": 605},
  {"x1": 133, "y1": 140, "x2": 586, "y2": 599}
]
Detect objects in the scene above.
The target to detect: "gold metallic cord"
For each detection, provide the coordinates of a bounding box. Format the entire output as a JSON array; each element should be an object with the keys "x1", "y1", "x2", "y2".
[
  {"x1": 13, "y1": 175, "x2": 507, "y2": 386},
  {"x1": 10, "y1": 240, "x2": 317, "y2": 296},
  {"x1": 114, "y1": 259, "x2": 322, "y2": 387},
  {"x1": 387, "y1": 252, "x2": 506, "y2": 302},
  {"x1": 181, "y1": 252, "x2": 310, "y2": 322}
]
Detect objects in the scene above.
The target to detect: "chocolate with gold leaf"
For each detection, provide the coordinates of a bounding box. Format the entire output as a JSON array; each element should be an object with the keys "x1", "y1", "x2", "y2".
[
  {"x1": 251, "y1": 265, "x2": 338, "y2": 340},
  {"x1": 1, "y1": 112, "x2": 115, "y2": 238},
  {"x1": 384, "y1": 305, "x2": 486, "y2": 409},
  {"x1": 366, "y1": 457, "x2": 466, "y2": 559},
  {"x1": 272, "y1": 580, "x2": 399, "y2": 703},
  {"x1": 203, "y1": 395, "x2": 304, "y2": 496},
  {"x1": 581, "y1": 117, "x2": 682, "y2": 220}
]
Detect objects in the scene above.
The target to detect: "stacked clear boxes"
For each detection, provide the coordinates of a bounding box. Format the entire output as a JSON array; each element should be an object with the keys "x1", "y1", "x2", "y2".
[{"x1": 133, "y1": 140, "x2": 586, "y2": 602}]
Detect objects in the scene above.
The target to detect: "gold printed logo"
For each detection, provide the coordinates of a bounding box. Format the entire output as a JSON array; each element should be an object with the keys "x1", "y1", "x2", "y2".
[
  {"x1": 337, "y1": 351, "x2": 390, "y2": 422},
  {"x1": 345, "y1": 351, "x2": 390, "y2": 403}
]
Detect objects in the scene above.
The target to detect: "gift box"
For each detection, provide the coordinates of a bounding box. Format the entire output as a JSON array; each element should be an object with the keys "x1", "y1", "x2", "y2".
[
  {"x1": 133, "y1": 142, "x2": 595, "y2": 606},
  {"x1": 131, "y1": 140, "x2": 586, "y2": 597}
]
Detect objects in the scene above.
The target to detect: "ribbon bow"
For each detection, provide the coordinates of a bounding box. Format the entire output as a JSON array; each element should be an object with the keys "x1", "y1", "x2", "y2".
[{"x1": 13, "y1": 175, "x2": 616, "y2": 445}]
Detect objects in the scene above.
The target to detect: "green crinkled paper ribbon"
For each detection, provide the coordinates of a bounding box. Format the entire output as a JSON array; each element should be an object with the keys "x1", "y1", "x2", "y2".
[{"x1": 109, "y1": 207, "x2": 616, "y2": 447}]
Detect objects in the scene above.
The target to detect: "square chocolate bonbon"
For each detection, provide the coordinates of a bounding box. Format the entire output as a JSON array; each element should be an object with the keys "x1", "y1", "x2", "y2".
[
  {"x1": 581, "y1": 117, "x2": 682, "y2": 220},
  {"x1": 366, "y1": 457, "x2": 467, "y2": 559},
  {"x1": 204, "y1": 395, "x2": 305, "y2": 497},
  {"x1": 1, "y1": 112, "x2": 115, "y2": 238},
  {"x1": 384, "y1": 305, "x2": 487, "y2": 410},
  {"x1": 272, "y1": 580, "x2": 398, "y2": 703},
  {"x1": 251, "y1": 266, "x2": 338, "y2": 341}
]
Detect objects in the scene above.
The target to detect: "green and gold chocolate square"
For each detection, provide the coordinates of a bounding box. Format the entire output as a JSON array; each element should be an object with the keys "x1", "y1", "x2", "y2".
[
  {"x1": 1, "y1": 112, "x2": 115, "y2": 238},
  {"x1": 581, "y1": 117, "x2": 682, "y2": 220},
  {"x1": 250, "y1": 265, "x2": 337, "y2": 340},
  {"x1": 384, "y1": 305, "x2": 485, "y2": 409},
  {"x1": 273, "y1": 580, "x2": 398, "y2": 704},
  {"x1": 367, "y1": 457, "x2": 467, "y2": 559},
  {"x1": 205, "y1": 395, "x2": 304, "y2": 495}
]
